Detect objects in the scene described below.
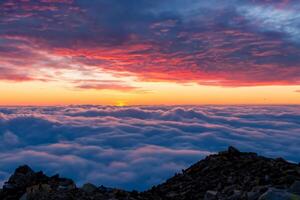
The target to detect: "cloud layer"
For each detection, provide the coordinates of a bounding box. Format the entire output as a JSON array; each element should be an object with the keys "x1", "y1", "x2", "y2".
[
  {"x1": 0, "y1": 105, "x2": 299, "y2": 191},
  {"x1": 1, "y1": 0, "x2": 300, "y2": 87}
]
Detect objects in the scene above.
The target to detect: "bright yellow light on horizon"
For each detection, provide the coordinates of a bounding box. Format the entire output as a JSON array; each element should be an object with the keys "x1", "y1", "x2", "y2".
[
  {"x1": 1, "y1": 80, "x2": 300, "y2": 105},
  {"x1": 115, "y1": 101, "x2": 127, "y2": 107}
]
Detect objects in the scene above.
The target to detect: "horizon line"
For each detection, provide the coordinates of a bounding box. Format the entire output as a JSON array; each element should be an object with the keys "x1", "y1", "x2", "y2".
[{"x1": 1, "y1": 103, "x2": 300, "y2": 107}]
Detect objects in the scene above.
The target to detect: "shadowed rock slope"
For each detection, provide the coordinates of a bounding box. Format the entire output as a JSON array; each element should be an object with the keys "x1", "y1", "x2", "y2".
[{"x1": 1, "y1": 147, "x2": 300, "y2": 200}]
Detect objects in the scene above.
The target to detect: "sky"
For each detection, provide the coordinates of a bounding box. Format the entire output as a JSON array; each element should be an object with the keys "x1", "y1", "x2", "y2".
[
  {"x1": 1, "y1": 0, "x2": 300, "y2": 192},
  {"x1": 1, "y1": 105, "x2": 300, "y2": 190},
  {"x1": 1, "y1": 0, "x2": 300, "y2": 105}
]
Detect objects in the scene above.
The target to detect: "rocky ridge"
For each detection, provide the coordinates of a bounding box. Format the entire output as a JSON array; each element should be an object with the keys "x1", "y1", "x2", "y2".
[{"x1": 1, "y1": 147, "x2": 300, "y2": 200}]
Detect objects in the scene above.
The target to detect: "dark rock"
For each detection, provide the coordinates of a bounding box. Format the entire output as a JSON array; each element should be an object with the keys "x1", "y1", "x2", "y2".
[
  {"x1": 204, "y1": 190, "x2": 218, "y2": 200},
  {"x1": 247, "y1": 191, "x2": 260, "y2": 200},
  {"x1": 228, "y1": 146, "x2": 241, "y2": 155},
  {"x1": 289, "y1": 181, "x2": 300, "y2": 195},
  {"x1": 57, "y1": 178, "x2": 76, "y2": 190},
  {"x1": 228, "y1": 190, "x2": 242, "y2": 200},
  {"x1": 15, "y1": 165, "x2": 34, "y2": 175},
  {"x1": 81, "y1": 183, "x2": 97, "y2": 194},
  {"x1": 258, "y1": 188, "x2": 300, "y2": 200},
  {"x1": 19, "y1": 193, "x2": 27, "y2": 200}
]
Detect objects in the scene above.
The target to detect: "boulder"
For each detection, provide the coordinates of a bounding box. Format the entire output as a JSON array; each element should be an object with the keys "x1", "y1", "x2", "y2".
[
  {"x1": 19, "y1": 193, "x2": 27, "y2": 200},
  {"x1": 258, "y1": 188, "x2": 300, "y2": 200},
  {"x1": 247, "y1": 191, "x2": 260, "y2": 200},
  {"x1": 289, "y1": 181, "x2": 300, "y2": 195},
  {"x1": 57, "y1": 178, "x2": 76, "y2": 190},
  {"x1": 82, "y1": 183, "x2": 98, "y2": 194},
  {"x1": 204, "y1": 190, "x2": 218, "y2": 200},
  {"x1": 228, "y1": 146, "x2": 240, "y2": 155}
]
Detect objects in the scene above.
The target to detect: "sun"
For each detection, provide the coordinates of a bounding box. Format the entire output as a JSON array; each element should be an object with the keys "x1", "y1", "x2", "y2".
[{"x1": 115, "y1": 101, "x2": 127, "y2": 107}]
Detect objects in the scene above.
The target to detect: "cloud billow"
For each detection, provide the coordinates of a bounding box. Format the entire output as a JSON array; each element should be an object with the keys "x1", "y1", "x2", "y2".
[
  {"x1": 0, "y1": 0, "x2": 300, "y2": 86},
  {"x1": 0, "y1": 105, "x2": 299, "y2": 190}
]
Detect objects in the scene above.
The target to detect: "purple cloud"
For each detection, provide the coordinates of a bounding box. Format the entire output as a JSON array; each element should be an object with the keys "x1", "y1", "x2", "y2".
[
  {"x1": 1, "y1": 0, "x2": 300, "y2": 86},
  {"x1": 74, "y1": 80, "x2": 140, "y2": 92}
]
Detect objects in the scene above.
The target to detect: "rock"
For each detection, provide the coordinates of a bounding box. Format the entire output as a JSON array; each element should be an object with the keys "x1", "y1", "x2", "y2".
[
  {"x1": 166, "y1": 191, "x2": 178, "y2": 198},
  {"x1": 275, "y1": 157, "x2": 287, "y2": 163},
  {"x1": 3, "y1": 182, "x2": 16, "y2": 190},
  {"x1": 82, "y1": 183, "x2": 97, "y2": 194},
  {"x1": 289, "y1": 181, "x2": 300, "y2": 195},
  {"x1": 219, "y1": 146, "x2": 241, "y2": 156},
  {"x1": 258, "y1": 188, "x2": 300, "y2": 200},
  {"x1": 251, "y1": 185, "x2": 269, "y2": 193},
  {"x1": 296, "y1": 167, "x2": 300, "y2": 175},
  {"x1": 204, "y1": 190, "x2": 218, "y2": 200},
  {"x1": 228, "y1": 190, "x2": 242, "y2": 200},
  {"x1": 26, "y1": 184, "x2": 52, "y2": 194},
  {"x1": 247, "y1": 191, "x2": 260, "y2": 200},
  {"x1": 228, "y1": 146, "x2": 240, "y2": 155},
  {"x1": 222, "y1": 185, "x2": 236, "y2": 193},
  {"x1": 19, "y1": 193, "x2": 27, "y2": 200},
  {"x1": 15, "y1": 165, "x2": 34, "y2": 175},
  {"x1": 57, "y1": 178, "x2": 76, "y2": 190}
]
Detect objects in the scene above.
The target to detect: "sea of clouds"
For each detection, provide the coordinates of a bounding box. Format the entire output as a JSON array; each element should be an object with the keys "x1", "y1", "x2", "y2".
[{"x1": 0, "y1": 105, "x2": 300, "y2": 191}]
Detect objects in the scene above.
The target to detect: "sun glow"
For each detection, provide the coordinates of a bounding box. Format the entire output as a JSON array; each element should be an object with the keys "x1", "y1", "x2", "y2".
[
  {"x1": 1, "y1": 80, "x2": 300, "y2": 105},
  {"x1": 115, "y1": 101, "x2": 127, "y2": 107}
]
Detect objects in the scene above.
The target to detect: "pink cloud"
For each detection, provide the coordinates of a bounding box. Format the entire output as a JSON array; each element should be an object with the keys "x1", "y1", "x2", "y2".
[
  {"x1": 0, "y1": 0, "x2": 300, "y2": 87},
  {"x1": 75, "y1": 80, "x2": 140, "y2": 92}
]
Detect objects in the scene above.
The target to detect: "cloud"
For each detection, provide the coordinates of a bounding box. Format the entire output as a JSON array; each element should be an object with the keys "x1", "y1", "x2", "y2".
[
  {"x1": 0, "y1": 105, "x2": 300, "y2": 191},
  {"x1": 0, "y1": 67, "x2": 34, "y2": 81},
  {"x1": 239, "y1": 3, "x2": 300, "y2": 41},
  {"x1": 74, "y1": 80, "x2": 140, "y2": 92},
  {"x1": 2, "y1": 131, "x2": 19, "y2": 145},
  {"x1": 0, "y1": 0, "x2": 300, "y2": 87}
]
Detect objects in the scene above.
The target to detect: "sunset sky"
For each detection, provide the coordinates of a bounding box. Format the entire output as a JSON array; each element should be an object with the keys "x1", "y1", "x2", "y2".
[
  {"x1": 1, "y1": 0, "x2": 300, "y2": 191},
  {"x1": 1, "y1": 0, "x2": 300, "y2": 105}
]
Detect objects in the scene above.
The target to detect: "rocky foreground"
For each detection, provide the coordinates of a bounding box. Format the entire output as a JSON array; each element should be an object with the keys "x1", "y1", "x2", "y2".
[{"x1": 1, "y1": 147, "x2": 300, "y2": 200}]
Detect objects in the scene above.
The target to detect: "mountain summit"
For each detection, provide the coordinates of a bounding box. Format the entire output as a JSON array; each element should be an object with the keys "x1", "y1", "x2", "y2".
[{"x1": 1, "y1": 147, "x2": 300, "y2": 200}]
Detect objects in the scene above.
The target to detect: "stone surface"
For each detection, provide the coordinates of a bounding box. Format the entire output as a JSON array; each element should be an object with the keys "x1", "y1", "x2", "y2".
[
  {"x1": 289, "y1": 181, "x2": 300, "y2": 195},
  {"x1": 204, "y1": 190, "x2": 218, "y2": 200},
  {"x1": 19, "y1": 193, "x2": 27, "y2": 200},
  {"x1": 258, "y1": 188, "x2": 300, "y2": 200},
  {"x1": 81, "y1": 183, "x2": 98, "y2": 194}
]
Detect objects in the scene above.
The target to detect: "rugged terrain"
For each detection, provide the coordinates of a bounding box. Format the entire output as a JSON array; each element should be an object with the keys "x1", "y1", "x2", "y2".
[{"x1": 1, "y1": 147, "x2": 300, "y2": 200}]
